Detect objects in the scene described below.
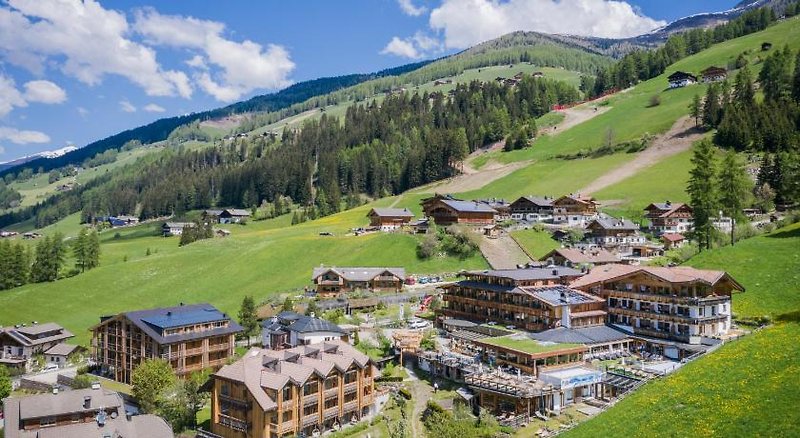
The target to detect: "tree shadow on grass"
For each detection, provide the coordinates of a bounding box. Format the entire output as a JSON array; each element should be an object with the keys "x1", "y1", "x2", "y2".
[
  {"x1": 775, "y1": 310, "x2": 800, "y2": 323},
  {"x1": 765, "y1": 227, "x2": 800, "y2": 239}
]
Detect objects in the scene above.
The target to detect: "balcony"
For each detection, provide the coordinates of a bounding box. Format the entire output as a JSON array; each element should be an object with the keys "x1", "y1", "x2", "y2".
[
  {"x1": 324, "y1": 406, "x2": 339, "y2": 420},
  {"x1": 271, "y1": 420, "x2": 295, "y2": 434},
  {"x1": 208, "y1": 343, "x2": 229, "y2": 352},
  {"x1": 185, "y1": 346, "x2": 204, "y2": 356},
  {"x1": 280, "y1": 398, "x2": 294, "y2": 410},
  {"x1": 303, "y1": 393, "x2": 319, "y2": 406},
  {"x1": 343, "y1": 400, "x2": 358, "y2": 413},
  {"x1": 160, "y1": 351, "x2": 181, "y2": 360},
  {"x1": 302, "y1": 413, "x2": 319, "y2": 427},
  {"x1": 219, "y1": 394, "x2": 250, "y2": 410},
  {"x1": 609, "y1": 307, "x2": 727, "y2": 325},
  {"x1": 634, "y1": 327, "x2": 699, "y2": 344},
  {"x1": 218, "y1": 414, "x2": 249, "y2": 432},
  {"x1": 324, "y1": 387, "x2": 338, "y2": 399},
  {"x1": 344, "y1": 382, "x2": 358, "y2": 394}
]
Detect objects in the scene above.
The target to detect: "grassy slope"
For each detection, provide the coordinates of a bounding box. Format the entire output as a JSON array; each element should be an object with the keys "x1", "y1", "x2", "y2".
[
  {"x1": 563, "y1": 222, "x2": 800, "y2": 438},
  {"x1": 0, "y1": 204, "x2": 487, "y2": 345},
  {"x1": 462, "y1": 17, "x2": 800, "y2": 206},
  {"x1": 510, "y1": 228, "x2": 560, "y2": 259}
]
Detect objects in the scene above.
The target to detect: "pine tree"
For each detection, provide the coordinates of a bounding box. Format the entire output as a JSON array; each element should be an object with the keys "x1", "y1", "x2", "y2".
[
  {"x1": 237, "y1": 295, "x2": 258, "y2": 346},
  {"x1": 702, "y1": 84, "x2": 722, "y2": 128},
  {"x1": 74, "y1": 228, "x2": 88, "y2": 272},
  {"x1": 688, "y1": 140, "x2": 718, "y2": 250},
  {"x1": 86, "y1": 229, "x2": 101, "y2": 270},
  {"x1": 689, "y1": 94, "x2": 702, "y2": 127},
  {"x1": 717, "y1": 151, "x2": 752, "y2": 245},
  {"x1": 793, "y1": 49, "x2": 800, "y2": 104},
  {"x1": 734, "y1": 66, "x2": 756, "y2": 110}
]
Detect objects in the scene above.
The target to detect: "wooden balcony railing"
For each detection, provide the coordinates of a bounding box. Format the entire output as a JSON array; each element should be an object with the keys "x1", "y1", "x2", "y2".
[
  {"x1": 344, "y1": 382, "x2": 358, "y2": 394},
  {"x1": 302, "y1": 413, "x2": 319, "y2": 427},
  {"x1": 303, "y1": 393, "x2": 319, "y2": 406},
  {"x1": 218, "y1": 414, "x2": 249, "y2": 432}
]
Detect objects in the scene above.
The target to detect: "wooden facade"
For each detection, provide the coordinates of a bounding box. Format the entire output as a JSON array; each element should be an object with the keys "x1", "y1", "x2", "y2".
[
  {"x1": 366, "y1": 208, "x2": 414, "y2": 231},
  {"x1": 91, "y1": 304, "x2": 242, "y2": 383},
  {"x1": 311, "y1": 267, "x2": 405, "y2": 297},
  {"x1": 552, "y1": 195, "x2": 598, "y2": 226},
  {"x1": 209, "y1": 342, "x2": 376, "y2": 438},
  {"x1": 420, "y1": 195, "x2": 496, "y2": 227},
  {"x1": 644, "y1": 202, "x2": 694, "y2": 235}
]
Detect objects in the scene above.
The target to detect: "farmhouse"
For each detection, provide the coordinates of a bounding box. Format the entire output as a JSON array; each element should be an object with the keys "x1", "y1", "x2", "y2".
[
  {"x1": 552, "y1": 194, "x2": 598, "y2": 227},
  {"x1": 311, "y1": 266, "x2": 406, "y2": 296},
  {"x1": 162, "y1": 221, "x2": 194, "y2": 236},
  {"x1": 701, "y1": 66, "x2": 727, "y2": 83},
  {"x1": 2, "y1": 388, "x2": 172, "y2": 438},
  {"x1": 107, "y1": 215, "x2": 139, "y2": 227},
  {"x1": 438, "y1": 268, "x2": 606, "y2": 331},
  {"x1": 644, "y1": 201, "x2": 694, "y2": 235},
  {"x1": 205, "y1": 208, "x2": 251, "y2": 224},
  {"x1": 420, "y1": 194, "x2": 496, "y2": 227},
  {"x1": 209, "y1": 341, "x2": 376, "y2": 438},
  {"x1": 365, "y1": 207, "x2": 414, "y2": 231},
  {"x1": 0, "y1": 322, "x2": 75, "y2": 371},
  {"x1": 477, "y1": 199, "x2": 512, "y2": 221},
  {"x1": 584, "y1": 217, "x2": 645, "y2": 249},
  {"x1": 667, "y1": 71, "x2": 697, "y2": 88},
  {"x1": 91, "y1": 303, "x2": 242, "y2": 383},
  {"x1": 540, "y1": 247, "x2": 621, "y2": 267},
  {"x1": 261, "y1": 311, "x2": 346, "y2": 350},
  {"x1": 43, "y1": 343, "x2": 85, "y2": 369},
  {"x1": 509, "y1": 195, "x2": 554, "y2": 222},
  {"x1": 571, "y1": 264, "x2": 745, "y2": 357},
  {"x1": 661, "y1": 233, "x2": 686, "y2": 249}
]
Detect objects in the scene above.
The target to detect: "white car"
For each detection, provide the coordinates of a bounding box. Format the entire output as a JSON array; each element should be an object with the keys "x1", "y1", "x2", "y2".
[
  {"x1": 42, "y1": 363, "x2": 59, "y2": 372},
  {"x1": 408, "y1": 320, "x2": 430, "y2": 329}
]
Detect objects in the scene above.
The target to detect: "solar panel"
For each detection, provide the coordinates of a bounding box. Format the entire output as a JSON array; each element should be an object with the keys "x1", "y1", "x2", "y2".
[{"x1": 141, "y1": 308, "x2": 226, "y2": 329}]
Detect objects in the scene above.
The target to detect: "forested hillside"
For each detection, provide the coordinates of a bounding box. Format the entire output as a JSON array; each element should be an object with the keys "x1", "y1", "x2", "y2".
[{"x1": 1, "y1": 76, "x2": 579, "y2": 227}]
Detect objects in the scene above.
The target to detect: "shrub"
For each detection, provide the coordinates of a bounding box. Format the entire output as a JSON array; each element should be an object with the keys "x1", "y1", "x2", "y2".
[
  {"x1": 648, "y1": 94, "x2": 661, "y2": 107},
  {"x1": 398, "y1": 387, "x2": 412, "y2": 400}
]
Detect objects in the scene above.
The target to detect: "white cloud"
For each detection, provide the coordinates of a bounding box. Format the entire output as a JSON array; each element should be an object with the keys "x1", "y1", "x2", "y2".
[
  {"x1": 0, "y1": 74, "x2": 27, "y2": 117},
  {"x1": 381, "y1": 32, "x2": 443, "y2": 59},
  {"x1": 428, "y1": 0, "x2": 666, "y2": 49},
  {"x1": 398, "y1": 0, "x2": 427, "y2": 16},
  {"x1": 119, "y1": 100, "x2": 137, "y2": 113},
  {"x1": 0, "y1": 0, "x2": 191, "y2": 98},
  {"x1": 23, "y1": 80, "x2": 67, "y2": 104},
  {"x1": 381, "y1": 37, "x2": 422, "y2": 59},
  {"x1": 77, "y1": 107, "x2": 89, "y2": 118},
  {"x1": 0, "y1": 126, "x2": 50, "y2": 144},
  {"x1": 134, "y1": 8, "x2": 295, "y2": 102},
  {"x1": 143, "y1": 103, "x2": 165, "y2": 113}
]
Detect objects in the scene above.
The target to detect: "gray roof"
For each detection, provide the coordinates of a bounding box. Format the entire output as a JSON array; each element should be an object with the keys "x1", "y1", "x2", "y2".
[
  {"x1": 102, "y1": 303, "x2": 242, "y2": 346},
  {"x1": 18, "y1": 388, "x2": 122, "y2": 420},
  {"x1": 441, "y1": 199, "x2": 497, "y2": 213},
  {"x1": 44, "y1": 343, "x2": 81, "y2": 356},
  {"x1": 369, "y1": 208, "x2": 414, "y2": 217},
  {"x1": 163, "y1": 222, "x2": 193, "y2": 228},
  {"x1": 464, "y1": 267, "x2": 583, "y2": 282},
  {"x1": 15, "y1": 322, "x2": 65, "y2": 337},
  {"x1": 589, "y1": 217, "x2": 640, "y2": 231},
  {"x1": 287, "y1": 316, "x2": 345, "y2": 334},
  {"x1": 225, "y1": 208, "x2": 251, "y2": 216},
  {"x1": 518, "y1": 285, "x2": 603, "y2": 306},
  {"x1": 311, "y1": 266, "x2": 406, "y2": 282},
  {"x1": 513, "y1": 196, "x2": 553, "y2": 207},
  {"x1": 3, "y1": 389, "x2": 172, "y2": 438},
  {"x1": 531, "y1": 325, "x2": 630, "y2": 345},
  {"x1": 0, "y1": 323, "x2": 73, "y2": 347}
]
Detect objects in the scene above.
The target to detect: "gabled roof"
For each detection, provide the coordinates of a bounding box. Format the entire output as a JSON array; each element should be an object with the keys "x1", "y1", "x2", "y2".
[
  {"x1": 570, "y1": 264, "x2": 745, "y2": 292},
  {"x1": 644, "y1": 202, "x2": 693, "y2": 217},
  {"x1": 287, "y1": 316, "x2": 345, "y2": 334},
  {"x1": 511, "y1": 195, "x2": 553, "y2": 208},
  {"x1": 552, "y1": 194, "x2": 597, "y2": 206},
  {"x1": 668, "y1": 71, "x2": 698, "y2": 81},
  {"x1": 541, "y1": 247, "x2": 620, "y2": 264},
  {"x1": 163, "y1": 222, "x2": 194, "y2": 228},
  {"x1": 0, "y1": 323, "x2": 73, "y2": 347},
  {"x1": 96, "y1": 303, "x2": 242, "y2": 345},
  {"x1": 311, "y1": 266, "x2": 406, "y2": 281},
  {"x1": 701, "y1": 66, "x2": 727, "y2": 76},
  {"x1": 367, "y1": 208, "x2": 414, "y2": 218},
  {"x1": 44, "y1": 343, "x2": 81, "y2": 356},
  {"x1": 587, "y1": 217, "x2": 639, "y2": 231},
  {"x1": 662, "y1": 233, "x2": 686, "y2": 242},
  {"x1": 224, "y1": 208, "x2": 251, "y2": 216},
  {"x1": 440, "y1": 199, "x2": 497, "y2": 213},
  {"x1": 463, "y1": 266, "x2": 583, "y2": 282}
]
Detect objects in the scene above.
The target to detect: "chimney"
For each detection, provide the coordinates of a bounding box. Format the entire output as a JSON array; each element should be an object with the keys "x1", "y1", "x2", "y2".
[
  {"x1": 126, "y1": 411, "x2": 133, "y2": 421},
  {"x1": 83, "y1": 395, "x2": 92, "y2": 409},
  {"x1": 52, "y1": 386, "x2": 58, "y2": 394}
]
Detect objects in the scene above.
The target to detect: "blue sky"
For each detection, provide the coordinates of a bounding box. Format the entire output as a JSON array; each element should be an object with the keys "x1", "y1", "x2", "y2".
[{"x1": 0, "y1": 0, "x2": 739, "y2": 162}]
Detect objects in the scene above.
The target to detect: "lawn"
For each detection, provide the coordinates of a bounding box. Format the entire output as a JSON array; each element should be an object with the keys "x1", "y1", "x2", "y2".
[
  {"x1": 0, "y1": 203, "x2": 487, "y2": 346},
  {"x1": 564, "y1": 221, "x2": 800, "y2": 437},
  {"x1": 563, "y1": 322, "x2": 800, "y2": 438},
  {"x1": 481, "y1": 335, "x2": 581, "y2": 355},
  {"x1": 510, "y1": 228, "x2": 560, "y2": 259}
]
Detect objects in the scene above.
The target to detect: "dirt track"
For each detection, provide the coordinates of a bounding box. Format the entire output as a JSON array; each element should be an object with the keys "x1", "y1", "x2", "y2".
[
  {"x1": 479, "y1": 234, "x2": 533, "y2": 269},
  {"x1": 578, "y1": 116, "x2": 704, "y2": 195}
]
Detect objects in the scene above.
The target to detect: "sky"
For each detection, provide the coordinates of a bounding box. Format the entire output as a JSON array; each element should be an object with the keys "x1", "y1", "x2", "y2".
[{"x1": 0, "y1": 0, "x2": 740, "y2": 163}]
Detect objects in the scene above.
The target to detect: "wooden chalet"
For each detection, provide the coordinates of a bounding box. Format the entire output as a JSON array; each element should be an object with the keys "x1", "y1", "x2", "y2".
[
  {"x1": 366, "y1": 208, "x2": 414, "y2": 231},
  {"x1": 540, "y1": 247, "x2": 621, "y2": 267},
  {"x1": 700, "y1": 66, "x2": 727, "y2": 83},
  {"x1": 661, "y1": 233, "x2": 686, "y2": 249},
  {"x1": 584, "y1": 217, "x2": 645, "y2": 249},
  {"x1": 644, "y1": 201, "x2": 694, "y2": 235},
  {"x1": 311, "y1": 266, "x2": 406, "y2": 297},
  {"x1": 509, "y1": 195, "x2": 554, "y2": 222},
  {"x1": 667, "y1": 71, "x2": 697, "y2": 88},
  {"x1": 552, "y1": 194, "x2": 598, "y2": 226},
  {"x1": 420, "y1": 194, "x2": 496, "y2": 227}
]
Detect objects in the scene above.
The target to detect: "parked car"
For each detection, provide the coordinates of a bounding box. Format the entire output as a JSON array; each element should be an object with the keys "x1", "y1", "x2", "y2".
[
  {"x1": 43, "y1": 363, "x2": 59, "y2": 372},
  {"x1": 408, "y1": 319, "x2": 430, "y2": 329}
]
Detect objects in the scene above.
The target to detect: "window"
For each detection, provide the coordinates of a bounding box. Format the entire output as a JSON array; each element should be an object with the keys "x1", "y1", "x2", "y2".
[
  {"x1": 221, "y1": 383, "x2": 230, "y2": 396},
  {"x1": 40, "y1": 417, "x2": 56, "y2": 427},
  {"x1": 304, "y1": 381, "x2": 318, "y2": 394},
  {"x1": 282, "y1": 386, "x2": 292, "y2": 401}
]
